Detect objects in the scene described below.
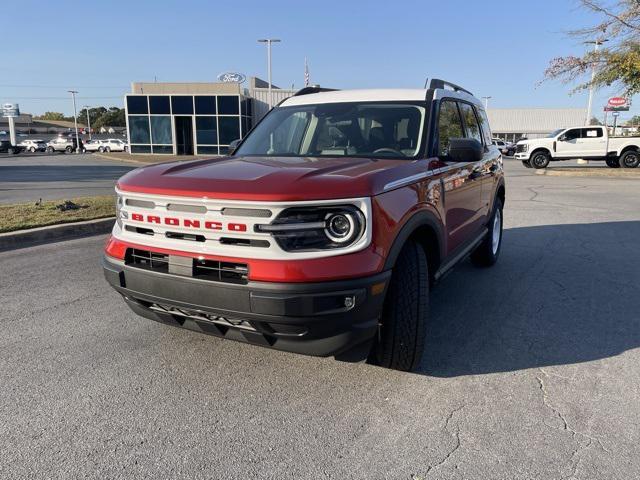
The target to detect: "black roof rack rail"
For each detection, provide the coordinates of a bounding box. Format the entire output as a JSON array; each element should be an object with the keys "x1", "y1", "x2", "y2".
[
  {"x1": 426, "y1": 78, "x2": 473, "y2": 97},
  {"x1": 292, "y1": 86, "x2": 338, "y2": 97}
]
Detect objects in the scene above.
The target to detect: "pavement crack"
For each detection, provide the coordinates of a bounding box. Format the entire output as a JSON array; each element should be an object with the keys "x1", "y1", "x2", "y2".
[
  {"x1": 424, "y1": 405, "x2": 465, "y2": 477},
  {"x1": 535, "y1": 369, "x2": 610, "y2": 478}
]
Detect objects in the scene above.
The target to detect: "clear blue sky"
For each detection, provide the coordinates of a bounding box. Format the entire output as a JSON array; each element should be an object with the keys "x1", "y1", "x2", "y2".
[{"x1": 2, "y1": 0, "x2": 637, "y2": 121}]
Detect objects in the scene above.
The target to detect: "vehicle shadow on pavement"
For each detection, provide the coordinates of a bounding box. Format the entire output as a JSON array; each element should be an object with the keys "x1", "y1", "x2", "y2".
[
  {"x1": 0, "y1": 165, "x2": 135, "y2": 183},
  {"x1": 418, "y1": 221, "x2": 640, "y2": 376}
]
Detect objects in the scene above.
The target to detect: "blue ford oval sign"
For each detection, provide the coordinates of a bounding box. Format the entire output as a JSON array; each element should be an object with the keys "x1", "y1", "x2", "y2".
[{"x1": 217, "y1": 72, "x2": 246, "y2": 84}]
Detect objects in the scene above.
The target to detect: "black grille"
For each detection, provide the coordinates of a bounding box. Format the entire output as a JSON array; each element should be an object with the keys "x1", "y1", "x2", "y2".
[
  {"x1": 516, "y1": 144, "x2": 527, "y2": 153},
  {"x1": 125, "y1": 248, "x2": 248, "y2": 284},
  {"x1": 194, "y1": 258, "x2": 248, "y2": 284},
  {"x1": 126, "y1": 249, "x2": 169, "y2": 272}
]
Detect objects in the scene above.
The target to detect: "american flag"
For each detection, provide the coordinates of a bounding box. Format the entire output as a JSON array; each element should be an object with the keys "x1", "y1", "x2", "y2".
[{"x1": 304, "y1": 58, "x2": 310, "y2": 87}]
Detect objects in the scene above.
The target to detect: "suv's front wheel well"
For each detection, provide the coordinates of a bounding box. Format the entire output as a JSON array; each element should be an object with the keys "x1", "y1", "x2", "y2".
[
  {"x1": 409, "y1": 225, "x2": 441, "y2": 284},
  {"x1": 496, "y1": 184, "x2": 505, "y2": 208}
]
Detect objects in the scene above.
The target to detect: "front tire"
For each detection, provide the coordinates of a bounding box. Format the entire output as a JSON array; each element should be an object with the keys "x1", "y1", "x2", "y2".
[
  {"x1": 530, "y1": 151, "x2": 550, "y2": 169},
  {"x1": 105, "y1": 146, "x2": 111, "y2": 152},
  {"x1": 65, "y1": 146, "x2": 73, "y2": 153},
  {"x1": 620, "y1": 150, "x2": 640, "y2": 168},
  {"x1": 471, "y1": 198, "x2": 504, "y2": 267},
  {"x1": 29, "y1": 146, "x2": 36, "y2": 153},
  {"x1": 522, "y1": 160, "x2": 532, "y2": 168},
  {"x1": 46, "y1": 146, "x2": 54, "y2": 154},
  {"x1": 606, "y1": 157, "x2": 620, "y2": 168},
  {"x1": 370, "y1": 240, "x2": 429, "y2": 371}
]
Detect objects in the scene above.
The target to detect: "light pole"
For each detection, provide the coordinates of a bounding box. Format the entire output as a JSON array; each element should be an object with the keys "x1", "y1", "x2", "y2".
[
  {"x1": 482, "y1": 96, "x2": 492, "y2": 110},
  {"x1": 68, "y1": 90, "x2": 80, "y2": 153},
  {"x1": 83, "y1": 105, "x2": 92, "y2": 140},
  {"x1": 258, "y1": 38, "x2": 281, "y2": 109},
  {"x1": 584, "y1": 39, "x2": 608, "y2": 126}
]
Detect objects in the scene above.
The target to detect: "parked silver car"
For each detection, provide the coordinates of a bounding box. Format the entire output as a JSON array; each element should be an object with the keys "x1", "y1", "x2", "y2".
[{"x1": 46, "y1": 137, "x2": 81, "y2": 153}]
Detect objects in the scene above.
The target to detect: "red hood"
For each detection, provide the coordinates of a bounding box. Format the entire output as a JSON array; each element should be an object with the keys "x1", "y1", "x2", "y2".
[{"x1": 117, "y1": 156, "x2": 441, "y2": 201}]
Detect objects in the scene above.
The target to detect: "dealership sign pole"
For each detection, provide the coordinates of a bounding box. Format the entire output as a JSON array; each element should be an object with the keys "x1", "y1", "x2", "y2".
[
  {"x1": 604, "y1": 97, "x2": 630, "y2": 134},
  {"x1": 2, "y1": 103, "x2": 20, "y2": 146}
]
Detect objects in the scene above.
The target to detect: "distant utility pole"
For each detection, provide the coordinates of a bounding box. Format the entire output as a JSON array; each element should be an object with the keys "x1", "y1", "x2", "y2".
[
  {"x1": 68, "y1": 90, "x2": 80, "y2": 153},
  {"x1": 258, "y1": 38, "x2": 281, "y2": 109},
  {"x1": 584, "y1": 38, "x2": 608, "y2": 125},
  {"x1": 83, "y1": 105, "x2": 92, "y2": 140},
  {"x1": 482, "y1": 96, "x2": 492, "y2": 110}
]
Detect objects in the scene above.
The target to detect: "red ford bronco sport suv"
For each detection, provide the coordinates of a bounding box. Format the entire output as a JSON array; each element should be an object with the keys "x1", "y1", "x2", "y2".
[{"x1": 104, "y1": 79, "x2": 505, "y2": 371}]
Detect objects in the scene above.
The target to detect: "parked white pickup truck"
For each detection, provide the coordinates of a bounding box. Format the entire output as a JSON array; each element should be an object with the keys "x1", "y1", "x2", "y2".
[{"x1": 515, "y1": 126, "x2": 640, "y2": 169}]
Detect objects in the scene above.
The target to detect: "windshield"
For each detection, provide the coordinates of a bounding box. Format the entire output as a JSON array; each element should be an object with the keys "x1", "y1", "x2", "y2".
[
  {"x1": 546, "y1": 129, "x2": 565, "y2": 138},
  {"x1": 236, "y1": 102, "x2": 426, "y2": 159}
]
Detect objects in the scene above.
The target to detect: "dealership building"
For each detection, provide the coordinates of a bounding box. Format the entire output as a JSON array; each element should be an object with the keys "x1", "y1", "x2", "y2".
[
  {"x1": 487, "y1": 108, "x2": 587, "y2": 142},
  {"x1": 124, "y1": 78, "x2": 294, "y2": 155}
]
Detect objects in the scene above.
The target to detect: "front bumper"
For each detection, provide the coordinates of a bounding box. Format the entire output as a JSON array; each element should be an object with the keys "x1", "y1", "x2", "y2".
[
  {"x1": 515, "y1": 153, "x2": 530, "y2": 160},
  {"x1": 103, "y1": 255, "x2": 390, "y2": 357}
]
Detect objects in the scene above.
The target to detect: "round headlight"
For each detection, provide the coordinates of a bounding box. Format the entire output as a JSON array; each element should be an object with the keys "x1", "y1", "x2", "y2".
[{"x1": 325, "y1": 212, "x2": 356, "y2": 243}]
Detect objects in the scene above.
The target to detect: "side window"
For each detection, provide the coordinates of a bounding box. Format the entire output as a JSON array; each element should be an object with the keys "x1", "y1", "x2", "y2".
[
  {"x1": 563, "y1": 129, "x2": 581, "y2": 141},
  {"x1": 437, "y1": 100, "x2": 464, "y2": 156},
  {"x1": 477, "y1": 108, "x2": 493, "y2": 145},
  {"x1": 581, "y1": 128, "x2": 603, "y2": 138},
  {"x1": 459, "y1": 103, "x2": 483, "y2": 144}
]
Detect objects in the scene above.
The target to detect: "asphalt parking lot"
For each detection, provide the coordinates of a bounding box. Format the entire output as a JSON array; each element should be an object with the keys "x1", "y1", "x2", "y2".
[
  {"x1": 1, "y1": 160, "x2": 639, "y2": 479},
  {"x1": 0, "y1": 153, "x2": 135, "y2": 204}
]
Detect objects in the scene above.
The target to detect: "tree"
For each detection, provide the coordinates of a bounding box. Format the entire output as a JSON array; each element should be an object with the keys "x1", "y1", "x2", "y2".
[
  {"x1": 75, "y1": 106, "x2": 125, "y2": 129},
  {"x1": 589, "y1": 116, "x2": 603, "y2": 125},
  {"x1": 36, "y1": 111, "x2": 73, "y2": 121},
  {"x1": 93, "y1": 107, "x2": 125, "y2": 128},
  {"x1": 543, "y1": 0, "x2": 640, "y2": 95},
  {"x1": 626, "y1": 114, "x2": 640, "y2": 125}
]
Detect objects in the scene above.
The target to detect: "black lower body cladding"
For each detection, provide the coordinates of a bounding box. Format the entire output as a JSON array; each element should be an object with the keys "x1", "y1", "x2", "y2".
[{"x1": 103, "y1": 255, "x2": 390, "y2": 356}]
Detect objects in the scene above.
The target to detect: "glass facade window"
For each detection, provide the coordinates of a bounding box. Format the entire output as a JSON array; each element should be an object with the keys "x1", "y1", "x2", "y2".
[
  {"x1": 218, "y1": 96, "x2": 239, "y2": 115},
  {"x1": 196, "y1": 116, "x2": 218, "y2": 145},
  {"x1": 130, "y1": 145, "x2": 152, "y2": 154},
  {"x1": 125, "y1": 94, "x2": 250, "y2": 155},
  {"x1": 171, "y1": 96, "x2": 194, "y2": 114},
  {"x1": 152, "y1": 145, "x2": 173, "y2": 154},
  {"x1": 150, "y1": 116, "x2": 172, "y2": 144},
  {"x1": 197, "y1": 146, "x2": 219, "y2": 155},
  {"x1": 218, "y1": 116, "x2": 240, "y2": 145},
  {"x1": 242, "y1": 117, "x2": 253, "y2": 136},
  {"x1": 129, "y1": 116, "x2": 151, "y2": 144},
  {"x1": 195, "y1": 96, "x2": 217, "y2": 115},
  {"x1": 149, "y1": 96, "x2": 171, "y2": 114},
  {"x1": 127, "y1": 96, "x2": 148, "y2": 114}
]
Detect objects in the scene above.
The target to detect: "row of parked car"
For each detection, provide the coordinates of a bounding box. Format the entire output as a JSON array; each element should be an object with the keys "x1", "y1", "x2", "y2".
[
  {"x1": 492, "y1": 138, "x2": 517, "y2": 156},
  {"x1": 9, "y1": 137, "x2": 129, "y2": 154}
]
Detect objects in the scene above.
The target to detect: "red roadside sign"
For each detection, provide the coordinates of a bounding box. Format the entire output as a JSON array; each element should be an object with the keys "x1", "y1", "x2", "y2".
[{"x1": 608, "y1": 97, "x2": 627, "y2": 107}]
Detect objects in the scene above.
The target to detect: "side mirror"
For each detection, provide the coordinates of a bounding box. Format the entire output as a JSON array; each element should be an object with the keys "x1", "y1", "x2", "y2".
[
  {"x1": 558, "y1": 135, "x2": 566, "y2": 142},
  {"x1": 229, "y1": 139, "x2": 242, "y2": 155},
  {"x1": 447, "y1": 138, "x2": 484, "y2": 163}
]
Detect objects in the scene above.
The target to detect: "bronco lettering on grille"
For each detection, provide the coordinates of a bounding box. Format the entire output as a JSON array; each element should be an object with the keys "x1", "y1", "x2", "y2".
[{"x1": 130, "y1": 213, "x2": 247, "y2": 232}]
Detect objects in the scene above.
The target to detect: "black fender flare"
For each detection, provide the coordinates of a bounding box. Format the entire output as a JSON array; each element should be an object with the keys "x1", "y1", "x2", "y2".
[
  {"x1": 383, "y1": 209, "x2": 445, "y2": 272},
  {"x1": 489, "y1": 177, "x2": 506, "y2": 214}
]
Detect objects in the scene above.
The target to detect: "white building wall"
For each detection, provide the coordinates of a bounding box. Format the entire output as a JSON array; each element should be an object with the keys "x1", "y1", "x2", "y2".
[
  {"x1": 250, "y1": 88, "x2": 296, "y2": 123},
  {"x1": 488, "y1": 108, "x2": 587, "y2": 141}
]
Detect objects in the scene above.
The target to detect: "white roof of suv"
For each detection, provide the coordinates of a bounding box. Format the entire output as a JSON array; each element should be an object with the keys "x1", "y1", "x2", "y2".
[{"x1": 281, "y1": 89, "x2": 428, "y2": 107}]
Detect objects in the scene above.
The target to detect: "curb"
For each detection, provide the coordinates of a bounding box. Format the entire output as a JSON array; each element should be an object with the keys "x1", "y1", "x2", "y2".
[
  {"x1": 535, "y1": 168, "x2": 640, "y2": 178},
  {"x1": 93, "y1": 153, "x2": 150, "y2": 165},
  {"x1": 0, "y1": 217, "x2": 115, "y2": 252}
]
